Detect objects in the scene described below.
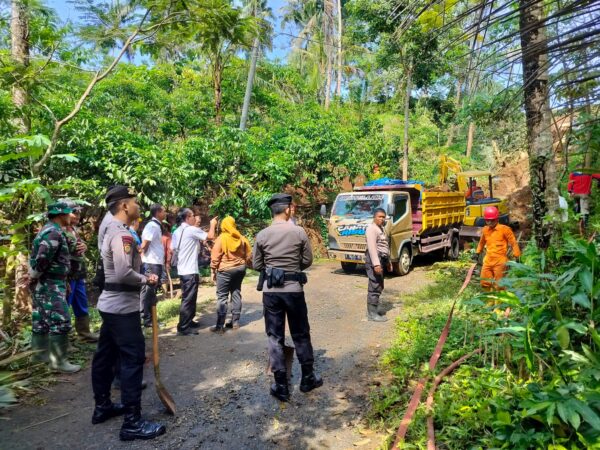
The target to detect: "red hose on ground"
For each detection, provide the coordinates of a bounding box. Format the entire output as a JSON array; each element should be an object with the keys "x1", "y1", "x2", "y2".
[
  {"x1": 425, "y1": 348, "x2": 482, "y2": 450},
  {"x1": 391, "y1": 263, "x2": 477, "y2": 449}
]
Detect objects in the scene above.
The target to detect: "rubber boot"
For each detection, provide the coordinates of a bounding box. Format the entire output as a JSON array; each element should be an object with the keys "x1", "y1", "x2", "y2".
[
  {"x1": 367, "y1": 304, "x2": 388, "y2": 322},
  {"x1": 49, "y1": 334, "x2": 81, "y2": 373},
  {"x1": 300, "y1": 364, "x2": 323, "y2": 393},
  {"x1": 270, "y1": 370, "x2": 290, "y2": 402},
  {"x1": 230, "y1": 313, "x2": 241, "y2": 329},
  {"x1": 209, "y1": 314, "x2": 226, "y2": 334},
  {"x1": 75, "y1": 315, "x2": 99, "y2": 343},
  {"x1": 119, "y1": 405, "x2": 166, "y2": 441},
  {"x1": 92, "y1": 397, "x2": 126, "y2": 424},
  {"x1": 31, "y1": 333, "x2": 50, "y2": 364},
  {"x1": 377, "y1": 305, "x2": 387, "y2": 317}
]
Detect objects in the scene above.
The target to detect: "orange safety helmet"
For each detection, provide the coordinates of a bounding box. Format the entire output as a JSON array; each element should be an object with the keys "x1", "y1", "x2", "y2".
[{"x1": 483, "y1": 206, "x2": 499, "y2": 220}]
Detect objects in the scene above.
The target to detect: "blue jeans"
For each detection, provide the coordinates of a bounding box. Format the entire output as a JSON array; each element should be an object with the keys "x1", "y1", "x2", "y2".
[{"x1": 67, "y1": 279, "x2": 89, "y2": 318}]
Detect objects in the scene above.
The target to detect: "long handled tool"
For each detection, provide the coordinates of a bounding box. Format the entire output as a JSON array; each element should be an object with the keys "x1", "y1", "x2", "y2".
[{"x1": 151, "y1": 305, "x2": 176, "y2": 415}]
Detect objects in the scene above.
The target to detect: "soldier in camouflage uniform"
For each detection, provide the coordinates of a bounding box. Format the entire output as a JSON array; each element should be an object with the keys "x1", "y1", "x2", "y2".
[
  {"x1": 29, "y1": 201, "x2": 81, "y2": 373},
  {"x1": 64, "y1": 200, "x2": 98, "y2": 342}
]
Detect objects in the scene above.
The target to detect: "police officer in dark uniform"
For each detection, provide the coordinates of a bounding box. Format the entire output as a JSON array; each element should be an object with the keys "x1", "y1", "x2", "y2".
[
  {"x1": 253, "y1": 194, "x2": 323, "y2": 402},
  {"x1": 90, "y1": 186, "x2": 166, "y2": 441}
]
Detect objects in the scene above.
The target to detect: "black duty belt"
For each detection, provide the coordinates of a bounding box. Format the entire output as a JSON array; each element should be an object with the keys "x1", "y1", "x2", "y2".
[
  {"x1": 283, "y1": 272, "x2": 306, "y2": 282},
  {"x1": 103, "y1": 283, "x2": 141, "y2": 293}
]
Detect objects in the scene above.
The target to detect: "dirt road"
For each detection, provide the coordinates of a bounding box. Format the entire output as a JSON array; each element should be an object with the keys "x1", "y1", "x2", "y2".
[{"x1": 0, "y1": 261, "x2": 431, "y2": 450}]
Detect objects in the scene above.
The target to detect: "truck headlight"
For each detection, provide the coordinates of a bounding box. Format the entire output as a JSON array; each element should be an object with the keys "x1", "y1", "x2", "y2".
[{"x1": 328, "y1": 236, "x2": 340, "y2": 250}]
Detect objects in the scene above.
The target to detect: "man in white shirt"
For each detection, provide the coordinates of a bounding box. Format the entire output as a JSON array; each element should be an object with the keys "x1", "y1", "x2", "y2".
[
  {"x1": 140, "y1": 204, "x2": 167, "y2": 328},
  {"x1": 170, "y1": 208, "x2": 217, "y2": 335}
]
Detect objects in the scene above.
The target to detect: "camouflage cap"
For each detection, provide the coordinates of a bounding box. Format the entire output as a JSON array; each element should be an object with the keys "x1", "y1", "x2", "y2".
[{"x1": 47, "y1": 201, "x2": 73, "y2": 215}]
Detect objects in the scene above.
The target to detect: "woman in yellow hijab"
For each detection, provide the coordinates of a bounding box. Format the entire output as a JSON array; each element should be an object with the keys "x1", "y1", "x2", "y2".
[{"x1": 210, "y1": 216, "x2": 252, "y2": 333}]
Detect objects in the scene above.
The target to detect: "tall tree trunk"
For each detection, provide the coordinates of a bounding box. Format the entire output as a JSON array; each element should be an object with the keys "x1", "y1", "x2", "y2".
[
  {"x1": 10, "y1": 0, "x2": 30, "y2": 134},
  {"x1": 446, "y1": 76, "x2": 463, "y2": 147},
  {"x1": 466, "y1": 122, "x2": 475, "y2": 157},
  {"x1": 519, "y1": 0, "x2": 558, "y2": 248},
  {"x1": 402, "y1": 68, "x2": 412, "y2": 181},
  {"x1": 214, "y1": 64, "x2": 223, "y2": 125},
  {"x1": 240, "y1": 37, "x2": 260, "y2": 131},
  {"x1": 335, "y1": 0, "x2": 343, "y2": 97},
  {"x1": 324, "y1": 50, "x2": 333, "y2": 109}
]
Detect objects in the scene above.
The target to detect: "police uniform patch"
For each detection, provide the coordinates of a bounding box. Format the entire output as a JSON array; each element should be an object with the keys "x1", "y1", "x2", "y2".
[{"x1": 122, "y1": 235, "x2": 134, "y2": 254}]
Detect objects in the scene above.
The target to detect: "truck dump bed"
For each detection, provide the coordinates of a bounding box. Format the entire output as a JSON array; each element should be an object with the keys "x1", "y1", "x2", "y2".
[{"x1": 418, "y1": 191, "x2": 465, "y2": 235}]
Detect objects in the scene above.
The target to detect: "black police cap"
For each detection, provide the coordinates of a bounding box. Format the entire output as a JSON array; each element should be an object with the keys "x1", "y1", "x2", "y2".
[
  {"x1": 105, "y1": 185, "x2": 137, "y2": 204},
  {"x1": 267, "y1": 193, "x2": 292, "y2": 207}
]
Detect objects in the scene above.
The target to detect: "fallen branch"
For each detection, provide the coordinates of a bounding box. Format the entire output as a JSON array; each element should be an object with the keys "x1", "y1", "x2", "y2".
[{"x1": 18, "y1": 412, "x2": 71, "y2": 431}]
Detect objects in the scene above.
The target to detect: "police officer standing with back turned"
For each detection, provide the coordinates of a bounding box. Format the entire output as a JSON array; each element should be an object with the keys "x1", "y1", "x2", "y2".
[
  {"x1": 253, "y1": 193, "x2": 323, "y2": 402},
  {"x1": 90, "y1": 186, "x2": 165, "y2": 441}
]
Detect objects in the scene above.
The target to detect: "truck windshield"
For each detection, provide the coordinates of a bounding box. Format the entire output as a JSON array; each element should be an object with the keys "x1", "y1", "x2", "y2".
[{"x1": 332, "y1": 194, "x2": 386, "y2": 219}]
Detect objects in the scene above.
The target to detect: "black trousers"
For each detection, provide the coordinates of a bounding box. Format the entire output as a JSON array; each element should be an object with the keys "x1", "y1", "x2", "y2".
[
  {"x1": 263, "y1": 292, "x2": 314, "y2": 373},
  {"x1": 178, "y1": 274, "x2": 199, "y2": 332},
  {"x1": 92, "y1": 311, "x2": 145, "y2": 407},
  {"x1": 365, "y1": 251, "x2": 384, "y2": 306},
  {"x1": 141, "y1": 263, "x2": 163, "y2": 326},
  {"x1": 216, "y1": 265, "x2": 246, "y2": 316}
]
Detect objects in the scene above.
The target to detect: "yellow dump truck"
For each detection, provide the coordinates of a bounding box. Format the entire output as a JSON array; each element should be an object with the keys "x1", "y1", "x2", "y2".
[{"x1": 325, "y1": 180, "x2": 465, "y2": 275}]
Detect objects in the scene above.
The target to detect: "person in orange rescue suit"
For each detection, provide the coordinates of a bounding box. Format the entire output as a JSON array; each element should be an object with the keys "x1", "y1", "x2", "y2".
[{"x1": 473, "y1": 206, "x2": 521, "y2": 291}]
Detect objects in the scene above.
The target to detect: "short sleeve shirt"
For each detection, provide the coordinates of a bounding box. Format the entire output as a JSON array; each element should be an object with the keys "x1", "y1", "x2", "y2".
[
  {"x1": 141, "y1": 219, "x2": 165, "y2": 265},
  {"x1": 170, "y1": 223, "x2": 207, "y2": 276}
]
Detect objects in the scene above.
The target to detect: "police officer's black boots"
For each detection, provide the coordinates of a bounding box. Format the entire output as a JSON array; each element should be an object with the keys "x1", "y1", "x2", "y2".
[
  {"x1": 270, "y1": 370, "x2": 290, "y2": 402},
  {"x1": 300, "y1": 364, "x2": 323, "y2": 393},
  {"x1": 119, "y1": 405, "x2": 166, "y2": 441},
  {"x1": 209, "y1": 314, "x2": 226, "y2": 334},
  {"x1": 367, "y1": 304, "x2": 388, "y2": 322},
  {"x1": 92, "y1": 397, "x2": 126, "y2": 424}
]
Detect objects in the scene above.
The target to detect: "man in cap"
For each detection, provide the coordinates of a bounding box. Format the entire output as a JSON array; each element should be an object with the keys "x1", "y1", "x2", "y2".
[
  {"x1": 253, "y1": 193, "x2": 323, "y2": 402},
  {"x1": 90, "y1": 185, "x2": 165, "y2": 441},
  {"x1": 28, "y1": 201, "x2": 81, "y2": 373},
  {"x1": 63, "y1": 200, "x2": 98, "y2": 342}
]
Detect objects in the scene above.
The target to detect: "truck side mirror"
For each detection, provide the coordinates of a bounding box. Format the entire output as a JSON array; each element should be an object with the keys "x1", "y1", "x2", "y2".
[
  {"x1": 387, "y1": 204, "x2": 395, "y2": 216},
  {"x1": 319, "y1": 204, "x2": 327, "y2": 217}
]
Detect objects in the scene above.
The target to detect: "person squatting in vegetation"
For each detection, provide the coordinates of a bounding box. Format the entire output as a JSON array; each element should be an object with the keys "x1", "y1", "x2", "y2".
[
  {"x1": 209, "y1": 216, "x2": 252, "y2": 333},
  {"x1": 90, "y1": 185, "x2": 165, "y2": 441},
  {"x1": 473, "y1": 206, "x2": 521, "y2": 291},
  {"x1": 253, "y1": 193, "x2": 323, "y2": 402},
  {"x1": 365, "y1": 208, "x2": 391, "y2": 322},
  {"x1": 29, "y1": 201, "x2": 81, "y2": 373},
  {"x1": 63, "y1": 199, "x2": 98, "y2": 343},
  {"x1": 140, "y1": 204, "x2": 167, "y2": 328},
  {"x1": 170, "y1": 208, "x2": 217, "y2": 336}
]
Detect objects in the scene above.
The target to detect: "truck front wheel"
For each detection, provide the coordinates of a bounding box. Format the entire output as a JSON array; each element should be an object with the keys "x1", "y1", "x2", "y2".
[
  {"x1": 341, "y1": 262, "x2": 357, "y2": 273},
  {"x1": 393, "y1": 246, "x2": 411, "y2": 276}
]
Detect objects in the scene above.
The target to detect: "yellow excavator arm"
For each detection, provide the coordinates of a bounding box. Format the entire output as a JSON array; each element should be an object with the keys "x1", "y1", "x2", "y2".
[{"x1": 439, "y1": 155, "x2": 468, "y2": 192}]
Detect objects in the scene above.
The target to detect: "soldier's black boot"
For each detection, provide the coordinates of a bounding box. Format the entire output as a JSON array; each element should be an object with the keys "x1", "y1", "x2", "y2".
[
  {"x1": 119, "y1": 405, "x2": 166, "y2": 441},
  {"x1": 300, "y1": 364, "x2": 323, "y2": 393},
  {"x1": 209, "y1": 314, "x2": 226, "y2": 334},
  {"x1": 367, "y1": 304, "x2": 388, "y2": 322},
  {"x1": 270, "y1": 370, "x2": 290, "y2": 402},
  {"x1": 92, "y1": 398, "x2": 126, "y2": 424}
]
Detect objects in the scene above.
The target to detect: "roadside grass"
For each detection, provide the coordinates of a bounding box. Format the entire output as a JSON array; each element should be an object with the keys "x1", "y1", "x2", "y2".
[{"x1": 368, "y1": 259, "x2": 488, "y2": 448}]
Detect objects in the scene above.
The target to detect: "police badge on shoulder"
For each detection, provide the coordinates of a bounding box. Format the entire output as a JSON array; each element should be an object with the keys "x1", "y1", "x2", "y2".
[{"x1": 122, "y1": 235, "x2": 134, "y2": 254}]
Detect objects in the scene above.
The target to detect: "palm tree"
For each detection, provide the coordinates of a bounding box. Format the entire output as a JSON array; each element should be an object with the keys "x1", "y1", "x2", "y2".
[
  {"x1": 193, "y1": 1, "x2": 258, "y2": 124},
  {"x1": 240, "y1": 0, "x2": 273, "y2": 130},
  {"x1": 282, "y1": 0, "x2": 336, "y2": 108}
]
